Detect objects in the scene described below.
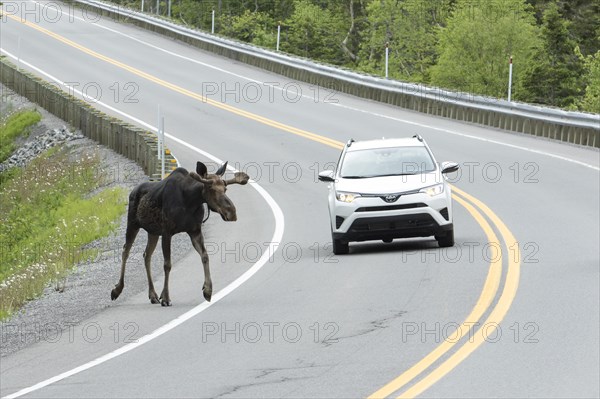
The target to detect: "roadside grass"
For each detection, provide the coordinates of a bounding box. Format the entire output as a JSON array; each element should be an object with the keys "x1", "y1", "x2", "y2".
[
  {"x1": 0, "y1": 109, "x2": 41, "y2": 163},
  {"x1": 0, "y1": 143, "x2": 128, "y2": 320}
]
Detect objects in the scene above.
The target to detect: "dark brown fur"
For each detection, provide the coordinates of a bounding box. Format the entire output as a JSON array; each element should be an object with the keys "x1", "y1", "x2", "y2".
[{"x1": 111, "y1": 161, "x2": 249, "y2": 306}]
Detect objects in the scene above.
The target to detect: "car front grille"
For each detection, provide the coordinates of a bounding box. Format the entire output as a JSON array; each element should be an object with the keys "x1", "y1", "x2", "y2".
[
  {"x1": 355, "y1": 203, "x2": 428, "y2": 212},
  {"x1": 349, "y1": 214, "x2": 437, "y2": 232}
]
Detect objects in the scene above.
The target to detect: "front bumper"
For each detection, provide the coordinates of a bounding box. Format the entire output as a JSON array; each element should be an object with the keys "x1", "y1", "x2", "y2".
[
  {"x1": 333, "y1": 214, "x2": 452, "y2": 242},
  {"x1": 331, "y1": 194, "x2": 452, "y2": 243}
]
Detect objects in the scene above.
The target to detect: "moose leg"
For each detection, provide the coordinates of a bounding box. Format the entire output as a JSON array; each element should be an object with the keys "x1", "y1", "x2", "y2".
[
  {"x1": 159, "y1": 234, "x2": 173, "y2": 306},
  {"x1": 144, "y1": 234, "x2": 160, "y2": 304},
  {"x1": 189, "y1": 232, "x2": 212, "y2": 302},
  {"x1": 111, "y1": 225, "x2": 139, "y2": 300}
]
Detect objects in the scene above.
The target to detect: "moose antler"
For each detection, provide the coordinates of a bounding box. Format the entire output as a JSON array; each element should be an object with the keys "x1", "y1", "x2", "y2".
[{"x1": 224, "y1": 172, "x2": 250, "y2": 186}]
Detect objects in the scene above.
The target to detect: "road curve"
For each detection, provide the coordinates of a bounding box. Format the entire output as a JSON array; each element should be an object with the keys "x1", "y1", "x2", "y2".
[{"x1": 0, "y1": 1, "x2": 598, "y2": 398}]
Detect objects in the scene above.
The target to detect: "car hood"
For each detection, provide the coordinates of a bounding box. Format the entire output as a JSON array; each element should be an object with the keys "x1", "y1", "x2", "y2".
[{"x1": 335, "y1": 172, "x2": 442, "y2": 195}]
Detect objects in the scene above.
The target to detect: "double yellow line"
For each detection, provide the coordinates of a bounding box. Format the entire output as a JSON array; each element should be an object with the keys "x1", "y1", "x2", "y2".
[
  {"x1": 369, "y1": 186, "x2": 520, "y2": 398},
  {"x1": 3, "y1": 11, "x2": 521, "y2": 398}
]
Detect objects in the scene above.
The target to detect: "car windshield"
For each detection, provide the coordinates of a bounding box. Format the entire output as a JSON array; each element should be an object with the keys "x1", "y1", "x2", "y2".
[{"x1": 340, "y1": 146, "x2": 436, "y2": 178}]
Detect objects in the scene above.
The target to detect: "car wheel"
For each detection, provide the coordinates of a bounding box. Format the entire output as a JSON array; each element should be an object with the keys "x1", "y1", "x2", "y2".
[
  {"x1": 436, "y1": 228, "x2": 454, "y2": 248},
  {"x1": 332, "y1": 234, "x2": 349, "y2": 255}
]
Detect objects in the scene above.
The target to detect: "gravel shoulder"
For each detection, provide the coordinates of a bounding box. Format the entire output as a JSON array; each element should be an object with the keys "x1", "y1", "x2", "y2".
[{"x1": 0, "y1": 84, "x2": 192, "y2": 357}]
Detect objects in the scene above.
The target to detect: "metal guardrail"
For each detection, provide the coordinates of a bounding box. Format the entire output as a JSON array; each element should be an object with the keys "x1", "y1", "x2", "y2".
[{"x1": 73, "y1": 0, "x2": 600, "y2": 147}]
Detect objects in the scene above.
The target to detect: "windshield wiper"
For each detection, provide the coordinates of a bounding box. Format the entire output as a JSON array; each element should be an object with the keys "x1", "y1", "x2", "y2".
[
  {"x1": 374, "y1": 173, "x2": 418, "y2": 177},
  {"x1": 343, "y1": 173, "x2": 419, "y2": 179},
  {"x1": 342, "y1": 172, "x2": 422, "y2": 179}
]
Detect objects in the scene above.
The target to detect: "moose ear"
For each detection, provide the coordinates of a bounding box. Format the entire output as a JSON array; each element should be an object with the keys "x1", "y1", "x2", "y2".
[
  {"x1": 196, "y1": 161, "x2": 208, "y2": 177},
  {"x1": 215, "y1": 161, "x2": 228, "y2": 176}
]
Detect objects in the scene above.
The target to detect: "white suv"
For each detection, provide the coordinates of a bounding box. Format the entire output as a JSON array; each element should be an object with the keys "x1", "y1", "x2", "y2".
[{"x1": 318, "y1": 135, "x2": 459, "y2": 254}]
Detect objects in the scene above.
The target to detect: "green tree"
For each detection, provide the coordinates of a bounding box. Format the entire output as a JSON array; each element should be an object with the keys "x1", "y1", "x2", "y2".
[
  {"x1": 358, "y1": 0, "x2": 452, "y2": 82},
  {"x1": 219, "y1": 10, "x2": 277, "y2": 48},
  {"x1": 172, "y1": 0, "x2": 285, "y2": 32},
  {"x1": 333, "y1": 0, "x2": 368, "y2": 64},
  {"x1": 172, "y1": 0, "x2": 217, "y2": 29},
  {"x1": 577, "y1": 48, "x2": 600, "y2": 113},
  {"x1": 429, "y1": 0, "x2": 541, "y2": 98},
  {"x1": 520, "y1": 1, "x2": 584, "y2": 107},
  {"x1": 527, "y1": 0, "x2": 599, "y2": 56},
  {"x1": 283, "y1": 0, "x2": 347, "y2": 63}
]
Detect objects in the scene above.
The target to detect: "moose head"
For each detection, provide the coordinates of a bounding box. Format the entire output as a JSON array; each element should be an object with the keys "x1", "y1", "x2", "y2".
[{"x1": 193, "y1": 161, "x2": 249, "y2": 222}]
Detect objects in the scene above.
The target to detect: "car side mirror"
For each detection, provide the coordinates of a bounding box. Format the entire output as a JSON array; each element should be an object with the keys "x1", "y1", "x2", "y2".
[
  {"x1": 318, "y1": 170, "x2": 335, "y2": 182},
  {"x1": 441, "y1": 162, "x2": 459, "y2": 174}
]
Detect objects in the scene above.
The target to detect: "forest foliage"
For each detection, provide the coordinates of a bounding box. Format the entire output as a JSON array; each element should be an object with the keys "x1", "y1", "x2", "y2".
[{"x1": 115, "y1": 0, "x2": 599, "y2": 112}]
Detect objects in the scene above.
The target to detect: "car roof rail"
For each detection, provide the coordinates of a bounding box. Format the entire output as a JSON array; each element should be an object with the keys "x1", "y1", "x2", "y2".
[
  {"x1": 412, "y1": 134, "x2": 424, "y2": 142},
  {"x1": 346, "y1": 138, "x2": 355, "y2": 147}
]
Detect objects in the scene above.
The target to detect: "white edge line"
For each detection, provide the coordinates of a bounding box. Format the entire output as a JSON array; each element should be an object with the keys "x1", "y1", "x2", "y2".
[
  {"x1": 21, "y1": 0, "x2": 600, "y2": 172},
  {"x1": 25, "y1": 0, "x2": 600, "y2": 172},
  {"x1": 0, "y1": 50, "x2": 285, "y2": 399}
]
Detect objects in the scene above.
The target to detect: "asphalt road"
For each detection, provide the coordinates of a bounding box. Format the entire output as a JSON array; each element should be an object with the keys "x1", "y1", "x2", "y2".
[{"x1": 1, "y1": 1, "x2": 599, "y2": 397}]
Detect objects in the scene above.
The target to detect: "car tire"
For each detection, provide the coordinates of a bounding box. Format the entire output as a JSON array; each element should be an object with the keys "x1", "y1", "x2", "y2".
[
  {"x1": 332, "y1": 234, "x2": 349, "y2": 255},
  {"x1": 436, "y1": 228, "x2": 454, "y2": 248}
]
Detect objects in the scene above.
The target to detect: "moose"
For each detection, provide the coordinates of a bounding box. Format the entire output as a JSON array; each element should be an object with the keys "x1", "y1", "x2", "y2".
[{"x1": 111, "y1": 161, "x2": 249, "y2": 306}]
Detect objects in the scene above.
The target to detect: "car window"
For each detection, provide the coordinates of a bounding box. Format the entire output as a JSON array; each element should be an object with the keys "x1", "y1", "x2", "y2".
[{"x1": 340, "y1": 146, "x2": 435, "y2": 177}]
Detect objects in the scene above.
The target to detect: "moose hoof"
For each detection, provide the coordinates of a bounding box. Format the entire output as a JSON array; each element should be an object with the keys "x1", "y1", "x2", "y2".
[
  {"x1": 150, "y1": 294, "x2": 160, "y2": 304},
  {"x1": 111, "y1": 288, "x2": 121, "y2": 301},
  {"x1": 159, "y1": 295, "x2": 171, "y2": 306},
  {"x1": 203, "y1": 287, "x2": 212, "y2": 302}
]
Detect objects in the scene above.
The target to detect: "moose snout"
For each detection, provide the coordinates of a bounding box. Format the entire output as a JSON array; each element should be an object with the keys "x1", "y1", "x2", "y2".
[
  {"x1": 220, "y1": 208, "x2": 237, "y2": 222},
  {"x1": 216, "y1": 196, "x2": 238, "y2": 222}
]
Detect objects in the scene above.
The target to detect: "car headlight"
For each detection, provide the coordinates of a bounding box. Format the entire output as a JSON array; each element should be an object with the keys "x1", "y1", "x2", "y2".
[
  {"x1": 420, "y1": 184, "x2": 444, "y2": 196},
  {"x1": 336, "y1": 191, "x2": 361, "y2": 203}
]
